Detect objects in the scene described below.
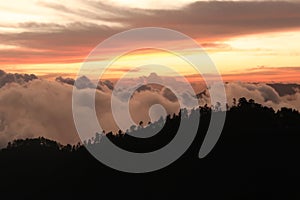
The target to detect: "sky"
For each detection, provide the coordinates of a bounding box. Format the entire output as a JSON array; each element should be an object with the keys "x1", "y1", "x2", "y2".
[
  {"x1": 1, "y1": 0, "x2": 300, "y2": 145},
  {"x1": 1, "y1": 0, "x2": 300, "y2": 82}
]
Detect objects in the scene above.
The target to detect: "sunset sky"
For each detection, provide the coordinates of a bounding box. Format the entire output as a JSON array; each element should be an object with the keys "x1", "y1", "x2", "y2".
[{"x1": 1, "y1": 0, "x2": 300, "y2": 82}]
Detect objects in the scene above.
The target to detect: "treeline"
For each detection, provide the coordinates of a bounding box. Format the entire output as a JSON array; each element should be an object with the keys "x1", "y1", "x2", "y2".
[
  {"x1": 2, "y1": 97, "x2": 300, "y2": 153},
  {"x1": 4, "y1": 137, "x2": 81, "y2": 153},
  {"x1": 0, "y1": 97, "x2": 299, "y2": 199}
]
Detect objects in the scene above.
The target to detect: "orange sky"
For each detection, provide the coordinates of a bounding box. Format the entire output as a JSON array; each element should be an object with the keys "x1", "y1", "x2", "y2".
[{"x1": 1, "y1": 0, "x2": 300, "y2": 83}]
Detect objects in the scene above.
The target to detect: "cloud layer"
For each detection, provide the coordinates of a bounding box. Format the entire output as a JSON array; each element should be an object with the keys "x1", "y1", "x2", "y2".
[{"x1": 1, "y1": 70, "x2": 300, "y2": 147}]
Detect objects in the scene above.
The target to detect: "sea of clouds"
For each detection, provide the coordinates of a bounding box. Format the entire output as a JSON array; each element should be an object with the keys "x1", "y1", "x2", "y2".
[{"x1": 0, "y1": 69, "x2": 300, "y2": 147}]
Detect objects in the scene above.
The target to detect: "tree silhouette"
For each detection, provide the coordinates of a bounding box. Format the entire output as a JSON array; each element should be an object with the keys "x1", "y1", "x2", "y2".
[{"x1": 0, "y1": 97, "x2": 300, "y2": 199}]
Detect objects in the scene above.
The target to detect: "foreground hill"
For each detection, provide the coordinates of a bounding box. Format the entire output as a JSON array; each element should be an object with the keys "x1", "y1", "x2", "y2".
[{"x1": 0, "y1": 98, "x2": 299, "y2": 199}]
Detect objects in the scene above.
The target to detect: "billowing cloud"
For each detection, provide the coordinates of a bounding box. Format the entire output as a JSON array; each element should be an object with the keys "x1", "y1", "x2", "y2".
[
  {"x1": 0, "y1": 71, "x2": 181, "y2": 147},
  {"x1": 1, "y1": 69, "x2": 300, "y2": 147},
  {"x1": 267, "y1": 83, "x2": 300, "y2": 97},
  {"x1": 206, "y1": 82, "x2": 300, "y2": 111},
  {"x1": 0, "y1": 79, "x2": 78, "y2": 147}
]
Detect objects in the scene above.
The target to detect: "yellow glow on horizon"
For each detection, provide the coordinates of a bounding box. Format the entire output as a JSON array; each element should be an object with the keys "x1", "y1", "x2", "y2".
[
  {"x1": 208, "y1": 30, "x2": 300, "y2": 73},
  {"x1": 4, "y1": 63, "x2": 81, "y2": 79},
  {"x1": 4, "y1": 29, "x2": 300, "y2": 83},
  {"x1": 1, "y1": 0, "x2": 300, "y2": 83},
  {"x1": 96, "y1": 49, "x2": 203, "y2": 80}
]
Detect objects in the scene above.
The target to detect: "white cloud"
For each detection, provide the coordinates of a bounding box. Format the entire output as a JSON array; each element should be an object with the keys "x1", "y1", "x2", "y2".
[{"x1": 1, "y1": 72, "x2": 300, "y2": 148}]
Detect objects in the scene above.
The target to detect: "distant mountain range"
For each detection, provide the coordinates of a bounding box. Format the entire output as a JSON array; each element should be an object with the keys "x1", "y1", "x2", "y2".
[
  {"x1": 0, "y1": 70, "x2": 37, "y2": 88},
  {"x1": 2, "y1": 69, "x2": 300, "y2": 98}
]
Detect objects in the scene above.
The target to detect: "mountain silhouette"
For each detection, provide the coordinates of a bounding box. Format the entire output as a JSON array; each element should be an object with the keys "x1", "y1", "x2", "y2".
[{"x1": 0, "y1": 98, "x2": 299, "y2": 199}]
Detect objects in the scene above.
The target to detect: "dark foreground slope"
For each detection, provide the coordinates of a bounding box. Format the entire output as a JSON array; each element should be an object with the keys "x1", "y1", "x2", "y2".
[{"x1": 0, "y1": 98, "x2": 299, "y2": 199}]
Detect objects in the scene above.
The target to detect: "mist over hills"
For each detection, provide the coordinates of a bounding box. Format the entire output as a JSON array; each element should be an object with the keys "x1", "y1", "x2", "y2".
[{"x1": 0, "y1": 69, "x2": 300, "y2": 147}]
